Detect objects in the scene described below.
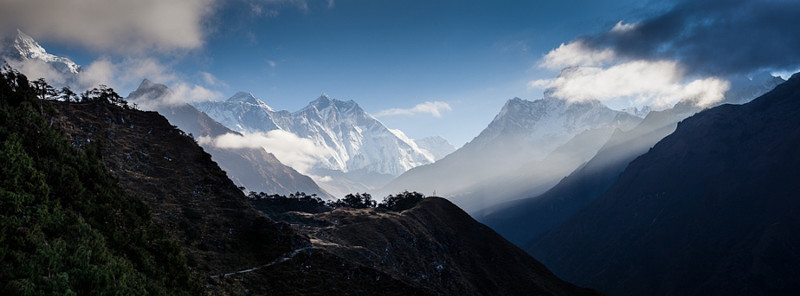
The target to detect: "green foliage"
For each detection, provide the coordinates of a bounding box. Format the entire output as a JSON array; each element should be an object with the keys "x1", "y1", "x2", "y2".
[
  {"x1": 0, "y1": 69, "x2": 199, "y2": 295},
  {"x1": 378, "y1": 191, "x2": 425, "y2": 212}
]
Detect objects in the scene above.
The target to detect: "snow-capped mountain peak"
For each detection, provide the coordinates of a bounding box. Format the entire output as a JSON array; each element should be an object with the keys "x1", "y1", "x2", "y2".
[
  {"x1": 194, "y1": 93, "x2": 436, "y2": 178},
  {"x1": 2, "y1": 29, "x2": 81, "y2": 75},
  {"x1": 131, "y1": 79, "x2": 173, "y2": 98},
  {"x1": 471, "y1": 96, "x2": 641, "y2": 159},
  {"x1": 305, "y1": 94, "x2": 361, "y2": 115},
  {"x1": 414, "y1": 136, "x2": 456, "y2": 161},
  {"x1": 225, "y1": 91, "x2": 273, "y2": 111}
]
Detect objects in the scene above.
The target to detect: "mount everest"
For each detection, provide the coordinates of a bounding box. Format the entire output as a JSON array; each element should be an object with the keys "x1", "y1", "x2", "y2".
[{"x1": 194, "y1": 93, "x2": 452, "y2": 196}]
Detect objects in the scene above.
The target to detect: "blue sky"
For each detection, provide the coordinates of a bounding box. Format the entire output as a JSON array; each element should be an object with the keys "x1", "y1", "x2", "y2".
[{"x1": 6, "y1": 0, "x2": 800, "y2": 147}]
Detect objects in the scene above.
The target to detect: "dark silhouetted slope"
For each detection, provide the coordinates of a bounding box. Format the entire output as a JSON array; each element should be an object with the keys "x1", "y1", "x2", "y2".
[
  {"x1": 530, "y1": 73, "x2": 800, "y2": 296},
  {"x1": 269, "y1": 197, "x2": 601, "y2": 296}
]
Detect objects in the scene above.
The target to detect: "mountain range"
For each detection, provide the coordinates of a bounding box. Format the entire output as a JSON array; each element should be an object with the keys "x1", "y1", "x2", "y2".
[{"x1": 194, "y1": 92, "x2": 453, "y2": 196}]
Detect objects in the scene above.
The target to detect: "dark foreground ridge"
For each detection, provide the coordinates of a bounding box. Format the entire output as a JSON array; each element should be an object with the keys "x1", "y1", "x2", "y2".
[
  {"x1": 261, "y1": 196, "x2": 599, "y2": 295},
  {"x1": 0, "y1": 69, "x2": 598, "y2": 295}
]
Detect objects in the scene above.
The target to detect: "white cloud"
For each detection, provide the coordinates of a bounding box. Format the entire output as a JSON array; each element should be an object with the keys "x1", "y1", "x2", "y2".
[
  {"x1": 71, "y1": 57, "x2": 223, "y2": 109},
  {"x1": 535, "y1": 26, "x2": 731, "y2": 109},
  {"x1": 172, "y1": 83, "x2": 223, "y2": 103},
  {"x1": 314, "y1": 175, "x2": 333, "y2": 182},
  {"x1": 6, "y1": 59, "x2": 71, "y2": 86},
  {"x1": 200, "y1": 71, "x2": 227, "y2": 87},
  {"x1": 610, "y1": 20, "x2": 638, "y2": 33},
  {"x1": 75, "y1": 57, "x2": 178, "y2": 92},
  {"x1": 1, "y1": 0, "x2": 214, "y2": 53},
  {"x1": 266, "y1": 60, "x2": 277, "y2": 68},
  {"x1": 131, "y1": 82, "x2": 223, "y2": 110},
  {"x1": 197, "y1": 130, "x2": 325, "y2": 174},
  {"x1": 78, "y1": 58, "x2": 116, "y2": 89},
  {"x1": 117, "y1": 58, "x2": 177, "y2": 87},
  {"x1": 376, "y1": 101, "x2": 452, "y2": 118},
  {"x1": 543, "y1": 60, "x2": 729, "y2": 108},
  {"x1": 540, "y1": 40, "x2": 616, "y2": 70},
  {"x1": 527, "y1": 79, "x2": 552, "y2": 89}
]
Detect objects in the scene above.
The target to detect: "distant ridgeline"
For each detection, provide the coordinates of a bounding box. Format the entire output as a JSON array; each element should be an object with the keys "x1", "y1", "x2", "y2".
[{"x1": 0, "y1": 68, "x2": 200, "y2": 294}]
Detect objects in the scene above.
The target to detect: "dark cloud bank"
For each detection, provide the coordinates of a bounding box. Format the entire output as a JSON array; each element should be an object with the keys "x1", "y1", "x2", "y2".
[{"x1": 582, "y1": 0, "x2": 800, "y2": 76}]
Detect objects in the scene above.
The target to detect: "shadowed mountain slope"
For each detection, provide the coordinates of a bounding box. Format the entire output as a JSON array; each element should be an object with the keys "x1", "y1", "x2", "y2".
[
  {"x1": 480, "y1": 102, "x2": 699, "y2": 245},
  {"x1": 529, "y1": 73, "x2": 800, "y2": 296},
  {"x1": 385, "y1": 97, "x2": 640, "y2": 212},
  {"x1": 481, "y1": 74, "x2": 784, "y2": 247}
]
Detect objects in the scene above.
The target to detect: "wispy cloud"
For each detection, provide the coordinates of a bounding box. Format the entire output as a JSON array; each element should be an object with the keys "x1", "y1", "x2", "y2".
[
  {"x1": 1, "y1": 0, "x2": 215, "y2": 53},
  {"x1": 76, "y1": 57, "x2": 222, "y2": 108},
  {"x1": 542, "y1": 61, "x2": 729, "y2": 108},
  {"x1": 539, "y1": 40, "x2": 615, "y2": 70},
  {"x1": 200, "y1": 71, "x2": 228, "y2": 87},
  {"x1": 376, "y1": 101, "x2": 452, "y2": 118},
  {"x1": 197, "y1": 130, "x2": 324, "y2": 174},
  {"x1": 77, "y1": 57, "x2": 177, "y2": 91},
  {"x1": 527, "y1": 79, "x2": 552, "y2": 90}
]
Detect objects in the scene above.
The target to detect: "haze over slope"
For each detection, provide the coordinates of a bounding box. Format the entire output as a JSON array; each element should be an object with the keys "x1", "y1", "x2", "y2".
[
  {"x1": 530, "y1": 73, "x2": 800, "y2": 296},
  {"x1": 481, "y1": 73, "x2": 785, "y2": 246},
  {"x1": 385, "y1": 95, "x2": 641, "y2": 212}
]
